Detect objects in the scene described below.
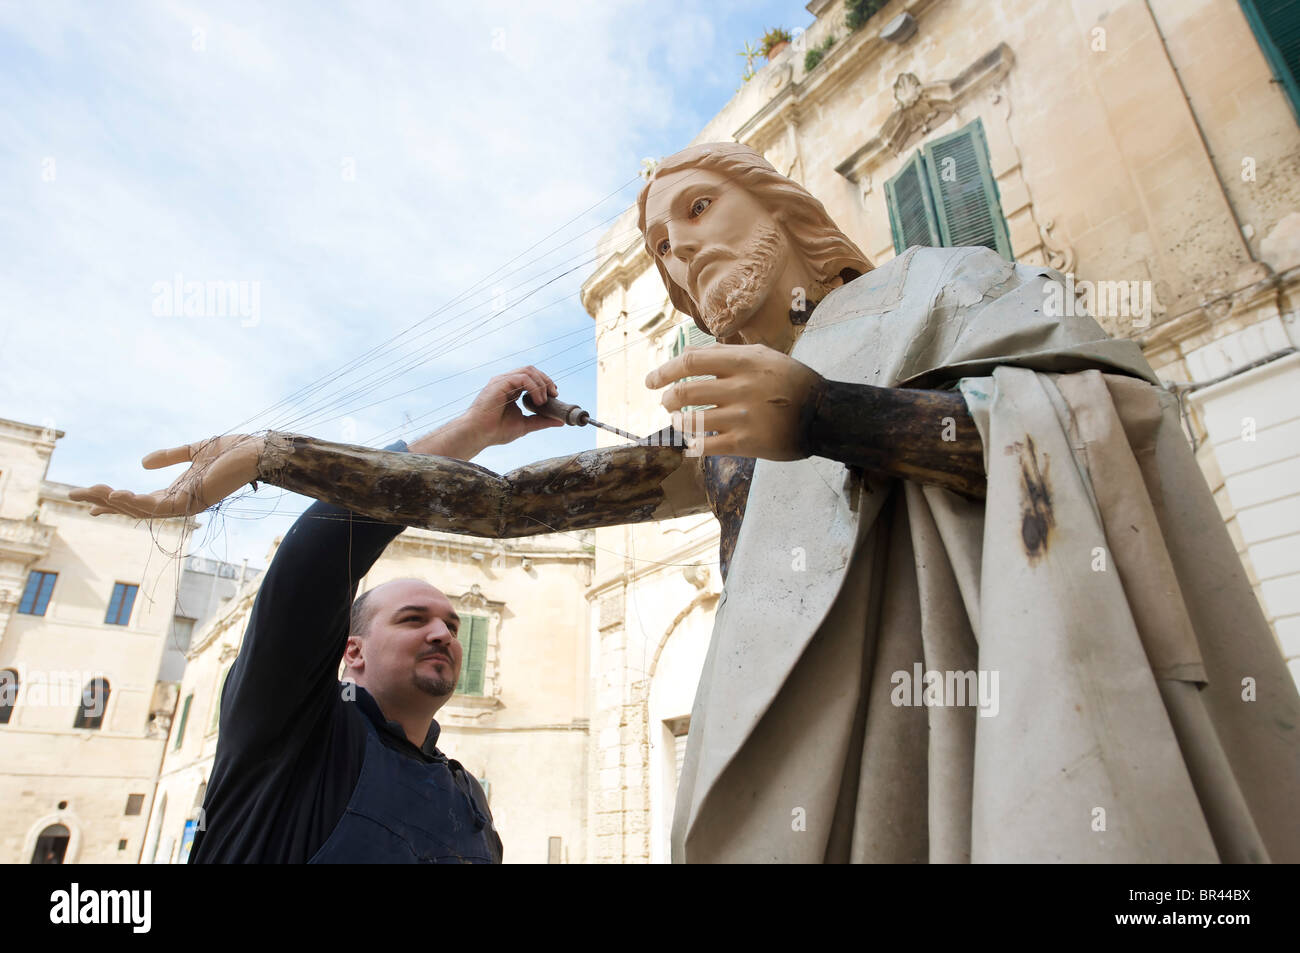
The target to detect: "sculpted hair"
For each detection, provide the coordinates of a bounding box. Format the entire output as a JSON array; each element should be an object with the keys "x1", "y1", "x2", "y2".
[{"x1": 636, "y1": 142, "x2": 872, "y2": 338}]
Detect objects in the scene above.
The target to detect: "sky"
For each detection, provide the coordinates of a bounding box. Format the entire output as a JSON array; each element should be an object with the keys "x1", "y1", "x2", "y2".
[{"x1": 0, "y1": 0, "x2": 812, "y2": 571}]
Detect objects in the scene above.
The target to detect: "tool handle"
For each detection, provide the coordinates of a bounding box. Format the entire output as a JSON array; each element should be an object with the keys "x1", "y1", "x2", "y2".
[{"x1": 522, "y1": 394, "x2": 589, "y2": 427}]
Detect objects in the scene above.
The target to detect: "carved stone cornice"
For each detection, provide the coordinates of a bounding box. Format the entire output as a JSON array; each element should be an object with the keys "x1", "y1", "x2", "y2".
[
  {"x1": 0, "y1": 516, "x2": 53, "y2": 562},
  {"x1": 1137, "y1": 263, "x2": 1291, "y2": 358},
  {"x1": 580, "y1": 235, "x2": 650, "y2": 320},
  {"x1": 735, "y1": 0, "x2": 945, "y2": 151}
]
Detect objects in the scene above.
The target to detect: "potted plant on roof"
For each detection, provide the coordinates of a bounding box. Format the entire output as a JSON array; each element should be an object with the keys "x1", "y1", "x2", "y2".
[{"x1": 761, "y1": 27, "x2": 793, "y2": 60}]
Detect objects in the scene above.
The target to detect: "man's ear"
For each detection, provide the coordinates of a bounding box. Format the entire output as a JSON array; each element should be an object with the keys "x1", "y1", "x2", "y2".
[{"x1": 342, "y1": 636, "x2": 364, "y2": 673}]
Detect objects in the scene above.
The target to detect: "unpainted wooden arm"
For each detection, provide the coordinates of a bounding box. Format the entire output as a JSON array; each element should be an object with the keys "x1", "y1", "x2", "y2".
[
  {"x1": 255, "y1": 379, "x2": 986, "y2": 542},
  {"x1": 256, "y1": 431, "x2": 712, "y2": 539}
]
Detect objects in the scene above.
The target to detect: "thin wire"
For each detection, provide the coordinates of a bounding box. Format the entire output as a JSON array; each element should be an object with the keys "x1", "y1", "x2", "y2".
[
  {"x1": 222, "y1": 172, "x2": 645, "y2": 436},
  {"x1": 230, "y1": 164, "x2": 752, "y2": 439}
]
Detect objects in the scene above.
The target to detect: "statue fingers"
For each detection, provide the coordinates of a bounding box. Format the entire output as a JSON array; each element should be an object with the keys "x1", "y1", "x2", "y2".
[
  {"x1": 106, "y1": 489, "x2": 167, "y2": 519},
  {"x1": 69, "y1": 484, "x2": 116, "y2": 506},
  {"x1": 142, "y1": 444, "x2": 198, "y2": 470},
  {"x1": 673, "y1": 406, "x2": 745, "y2": 435},
  {"x1": 662, "y1": 378, "x2": 725, "y2": 413}
]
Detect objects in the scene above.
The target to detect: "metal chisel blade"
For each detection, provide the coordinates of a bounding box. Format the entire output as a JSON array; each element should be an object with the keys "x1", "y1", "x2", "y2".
[{"x1": 587, "y1": 418, "x2": 640, "y2": 442}]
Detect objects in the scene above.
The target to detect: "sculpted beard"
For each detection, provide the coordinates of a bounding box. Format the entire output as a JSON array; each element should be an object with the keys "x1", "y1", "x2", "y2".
[{"x1": 702, "y1": 224, "x2": 786, "y2": 336}]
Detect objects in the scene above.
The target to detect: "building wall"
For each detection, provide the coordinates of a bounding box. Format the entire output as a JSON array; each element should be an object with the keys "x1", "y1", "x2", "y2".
[
  {"x1": 146, "y1": 523, "x2": 594, "y2": 864},
  {"x1": 0, "y1": 417, "x2": 189, "y2": 863},
  {"x1": 579, "y1": 0, "x2": 1300, "y2": 861}
]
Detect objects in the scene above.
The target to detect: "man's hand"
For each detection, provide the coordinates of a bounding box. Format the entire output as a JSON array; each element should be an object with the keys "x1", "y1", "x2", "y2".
[
  {"x1": 460, "y1": 365, "x2": 565, "y2": 447},
  {"x1": 69, "y1": 434, "x2": 265, "y2": 519},
  {"x1": 645, "y1": 344, "x2": 824, "y2": 460}
]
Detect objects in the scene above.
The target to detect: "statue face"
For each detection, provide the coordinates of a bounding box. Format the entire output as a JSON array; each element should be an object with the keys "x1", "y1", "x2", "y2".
[{"x1": 643, "y1": 167, "x2": 791, "y2": 339}]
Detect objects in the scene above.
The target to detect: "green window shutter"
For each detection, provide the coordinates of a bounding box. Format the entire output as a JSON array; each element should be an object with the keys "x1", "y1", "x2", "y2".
[
  {"x1": 922, "y1": 119, "x2": 1013, "y2": 260},
  {"x1": 670, "y1": 327, "x2": 686, "y2": 359},
  {"x1": 1240, "y1": 0, "x2": 1300, "y2": 124},
  {"x1": 668, "y1": 323, "x2": 717, "y2": 412},
  {"x1": 685, "y1": 325, "x2": 716, "y2": 348},
  {"x1": 884, "y1": 150, "x2": 941, "y2": 255},
  {"x1": 210, "y1": 665, "x2": 231, "y2": 733},
  {"x1": 455, "y1": 614, "x2": 489, "y2": 696},
  {"x1": 174, "y1": 694, "x2": 193, "y2": 749}
]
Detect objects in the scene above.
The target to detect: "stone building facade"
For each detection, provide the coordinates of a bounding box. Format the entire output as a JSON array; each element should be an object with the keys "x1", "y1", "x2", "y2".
[
  {"x1": 145, "y1": 521, "x2": 594, "y2": 864},
  {"x1": 579, "y1": 0, "x2": 1300, "y2": 862},
  {"x1": 0, "y1": 416, "x2": 191, "y2": 863}
]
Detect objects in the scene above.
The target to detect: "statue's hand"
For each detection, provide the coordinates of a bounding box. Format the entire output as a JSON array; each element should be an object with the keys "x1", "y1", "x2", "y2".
[
  {"x1": 645, "y1": 343, "x2": 823, "y2": 461},
  {"x1": 69, "y1": 434, "x2": 265, "y2": 519},
  {"x1": 460, "y1": 365, "x2": 564, "y2": 448}
]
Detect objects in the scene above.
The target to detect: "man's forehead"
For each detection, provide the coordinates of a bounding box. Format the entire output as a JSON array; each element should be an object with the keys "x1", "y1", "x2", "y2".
[
  {"x1": 374, "y1": 579, "x2": 451, "y2": 612},
  {"x1": 645, "y1": 167, "x2": 728, "y2": 230}
]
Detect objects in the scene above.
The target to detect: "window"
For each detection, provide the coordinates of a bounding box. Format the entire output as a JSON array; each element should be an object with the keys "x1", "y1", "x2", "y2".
[
  {"x1": 209, "y1": 665, "x2": 232, "y2": 734},
  {"x1": 18, "y1": 570, "x2": 57, "y2": 616},
  {"x1": 455, "y1": 614, "x2": 490, "y2": 696},
  {"x1": 117, "y1": 839, "x2": 128, "y2": 851},
  {"x1": 125, "y1": 793, "x2": 145, "y2": 816},
  {"x1": 669, "y1": 323, "x2": 718, "y2": 412},
  {"x1": 31, "y1": 824, "x2": 70, "y2": 864},
  {"x1": 547, "y1": 836, "x2": 562, "y2": 864},
  {"x1": 72, "y1": 678, "x2": 110, "y2": 730},
  {"x1": 104, "y1": 583, "x2": 139, "y2": 626},
  {"x1": 670, "y1": 322, "x2": 716, "y2": 358},
  {"x1": 0, "y1": 668, "x2": 17, "y2": 725},
  {"x1": 174, "y1": 693, "x2": 193, "y2": 750},
  {"x1": 1241, "y1": 0, "x2": 1300, "y2": 124},
  {"x1": 884, "y1": 118, "x2": 1012, "y2": 260}
]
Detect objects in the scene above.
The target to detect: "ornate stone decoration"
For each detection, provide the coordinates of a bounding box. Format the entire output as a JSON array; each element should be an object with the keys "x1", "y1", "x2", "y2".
[
  {"x1": 835, "y1": 43, "x2": 1014, "y2": 191},
  {"x1": 893, "y1": 71, "x2": 923, "y2": 109},
  {"x1": 1037, "y1": 219, "x2": 1077, "y2": 274}
]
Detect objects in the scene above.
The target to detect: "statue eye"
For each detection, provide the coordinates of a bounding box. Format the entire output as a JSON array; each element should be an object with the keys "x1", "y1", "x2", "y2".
[
  {"x1": 690, "y1": 197, "x2": 711, "y2": 216},
  {"x1": 657, "y1": 238, "x2": 670, "y2": 256}
]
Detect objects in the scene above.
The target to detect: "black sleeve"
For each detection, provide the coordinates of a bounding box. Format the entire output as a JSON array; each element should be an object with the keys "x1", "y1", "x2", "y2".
[{"x1": 217, "y1": 440, "x2": 410, "y2": 756}]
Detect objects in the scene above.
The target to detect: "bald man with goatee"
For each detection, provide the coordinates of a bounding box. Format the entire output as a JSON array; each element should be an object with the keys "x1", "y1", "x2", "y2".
[{"x1": 185, "y1": 367, "x2": 562, "y2": 864}]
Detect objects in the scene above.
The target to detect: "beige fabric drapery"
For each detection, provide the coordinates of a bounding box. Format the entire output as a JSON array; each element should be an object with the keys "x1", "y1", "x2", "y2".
[{"x1": 672, "y1": 246, "x2": 1300, "y2": 863}]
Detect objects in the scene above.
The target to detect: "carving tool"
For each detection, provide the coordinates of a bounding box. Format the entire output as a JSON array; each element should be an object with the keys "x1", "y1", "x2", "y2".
[{"x1": 522, "y1": 394, "x2": 640, "y2": 442}]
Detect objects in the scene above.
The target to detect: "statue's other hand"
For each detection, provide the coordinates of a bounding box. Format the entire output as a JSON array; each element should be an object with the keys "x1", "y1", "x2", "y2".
[
  {"x1": 645, "y1": 343, "x2": 823, "y2": 461},
  {"x1": 462, "y1": 365, "x2": 565, "y2": 448},
  {"x1": 69, "y1": 434, "x2": 265, "y2": 519}
]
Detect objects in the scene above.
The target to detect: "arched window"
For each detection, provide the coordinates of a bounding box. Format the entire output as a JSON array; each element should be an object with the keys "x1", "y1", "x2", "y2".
[
  {"x1": 0, "y1": 668, "x2": 18, "y2": 724},
  {"x1": 31, "y1": 823, "x2": 70, "y2": 864},
  {"x1": 72, "y1": 678, "x2": 110, "y2": 730}
]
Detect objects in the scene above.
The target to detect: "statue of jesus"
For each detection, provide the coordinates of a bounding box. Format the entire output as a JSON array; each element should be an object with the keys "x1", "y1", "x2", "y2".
[{"x1": 75, "y1": 142, "x2": 1300, "y2": 863}]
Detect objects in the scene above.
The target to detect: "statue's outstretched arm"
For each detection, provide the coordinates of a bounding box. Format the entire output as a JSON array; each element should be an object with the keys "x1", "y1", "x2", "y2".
[{"x1": 257, "y1": 431, "x2": 711, "y2": 539}]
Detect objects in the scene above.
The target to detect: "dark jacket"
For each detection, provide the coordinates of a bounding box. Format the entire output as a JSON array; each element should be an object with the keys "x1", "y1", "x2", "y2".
[{"x1": 189, "y1": 441, "x2": 502, "y2": 863}]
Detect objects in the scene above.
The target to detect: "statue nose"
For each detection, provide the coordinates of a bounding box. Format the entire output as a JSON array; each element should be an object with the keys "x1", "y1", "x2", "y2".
[{"x1": 668, "y1": 229, "x2": 699, "y2": 263}]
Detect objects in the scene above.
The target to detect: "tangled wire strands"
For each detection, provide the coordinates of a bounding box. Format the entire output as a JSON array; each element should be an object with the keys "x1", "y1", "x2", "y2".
[{"x1": 226, "y1": 163, "x2": 770, "y2": 441}]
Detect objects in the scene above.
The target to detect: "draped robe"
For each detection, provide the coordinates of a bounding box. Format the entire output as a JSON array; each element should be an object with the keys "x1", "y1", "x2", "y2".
[{"x1": 671, "y1": 245, "x2": 1300, "y2": 863}]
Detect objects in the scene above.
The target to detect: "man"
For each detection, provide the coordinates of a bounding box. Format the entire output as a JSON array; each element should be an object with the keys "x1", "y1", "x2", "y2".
[
  {"x1": 81, "y1": 145, "x2": 1300, "y2": 863},
  {"x1": 75, "y1": 367, "x2": 563, "y2": 863}
]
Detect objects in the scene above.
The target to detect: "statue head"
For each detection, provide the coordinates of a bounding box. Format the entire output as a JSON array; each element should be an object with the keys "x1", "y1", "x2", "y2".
[{"x1": 637, "y1": 142, "x2": 871, "y2": 343}]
